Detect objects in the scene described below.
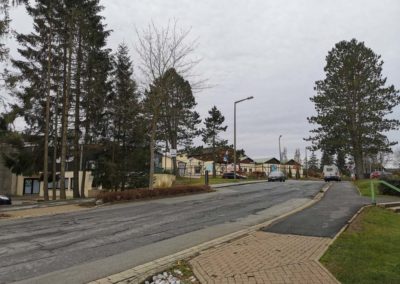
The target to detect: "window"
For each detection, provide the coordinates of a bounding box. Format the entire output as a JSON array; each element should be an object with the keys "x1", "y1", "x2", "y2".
[{"x1": 23, "y1": 179, "x2": 40, "y2": 195}]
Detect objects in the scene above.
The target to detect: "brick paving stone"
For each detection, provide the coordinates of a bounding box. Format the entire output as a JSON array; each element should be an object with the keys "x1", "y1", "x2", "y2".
[{"x1": 190, "y1": 232, "x2": 339, "y2": 284}]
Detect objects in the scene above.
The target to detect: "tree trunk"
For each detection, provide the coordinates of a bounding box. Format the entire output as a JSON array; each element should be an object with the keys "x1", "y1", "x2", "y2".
[
  {"x1": 43, "y1": 74, "x2": 50, "y2": 201},
  {"x1": 171, "y1": 137, "x2": 177, "y2": 176},
  {"x1": 80, "y1": 145, "x2": 86, "y2": 198},
  {"x1": 148, "y1": 115, "x2": 158, "y2": 190},
  {"x1": 60, "y1": 31, "x2": 73, "y2": 200},
  {"x1": 52, "y1": 66, "x2": 60, "y2": 200},
  {"x1": 354, "y1": 145, "x2": 364, "y2": 180},
  {"x1": 73, "y1": 26, "x2": 82, "y2": 198},
  {"x1": 42, "y1": 11, "x2": 53, "y2": 201},
  {"x1": 212, "y1": 137, "x2": 216, "y2": 178}
]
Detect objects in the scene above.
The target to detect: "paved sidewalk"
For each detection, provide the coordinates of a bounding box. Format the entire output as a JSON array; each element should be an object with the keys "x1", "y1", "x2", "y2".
[
  {"x1": 190, "y1": 232, "x2": 337, "y2": 284},
  {"x1": 190, "y1": 182, "x2": 365, "y2": 284}
]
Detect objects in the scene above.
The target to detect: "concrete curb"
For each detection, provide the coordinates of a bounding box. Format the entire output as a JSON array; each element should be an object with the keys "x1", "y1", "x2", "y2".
[
  {"x1": 89, "y1": 182, "x2": 333, "y2": 284},
  {"x1": 210, "y1": 179, "x2": 268, "y2": 188}
]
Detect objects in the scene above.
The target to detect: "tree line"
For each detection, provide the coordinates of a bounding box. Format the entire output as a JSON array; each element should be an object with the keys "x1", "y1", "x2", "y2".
[{"x1": 0, "y1": 0, "x2": 230, "y2": 197}]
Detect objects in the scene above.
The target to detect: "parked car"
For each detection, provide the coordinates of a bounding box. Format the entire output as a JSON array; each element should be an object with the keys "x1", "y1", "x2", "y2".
[
  {"x1": 370, "y1": 171, "x2": 381, "y2": 179},
  {"x1": 0, "y1": 194, "x2": 12, "y2": 205},
  {"x1": 222, "y1": 172, "x2": 247, "y2": 179},
  {"x1": 323, "y1": 165, "x2": 341, "y2": 182},
  {"x1": 370, "y1": 170, "x2": 392, "y2": 179},
  {"x1": 268, "y1": 171, "x2": 286, "y2": 182}
]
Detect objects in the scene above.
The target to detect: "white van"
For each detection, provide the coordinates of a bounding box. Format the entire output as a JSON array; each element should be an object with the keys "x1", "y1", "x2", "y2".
[{"x1": 323, "y1": 165, "x2": 341, "y2": 182}]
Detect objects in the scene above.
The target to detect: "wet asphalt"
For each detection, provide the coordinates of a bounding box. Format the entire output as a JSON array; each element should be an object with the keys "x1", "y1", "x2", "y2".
[{"x1": 263, "y1": 181, "x2": 370, "y2": 238}]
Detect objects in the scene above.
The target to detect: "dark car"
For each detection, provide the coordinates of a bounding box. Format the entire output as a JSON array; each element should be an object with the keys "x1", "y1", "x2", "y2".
[
  {"x1": 268, "y1": 171, "x2": 286, "y2": 182},
  {"x1": 222, "y1": 172, "x2": 247, "y2": 179},
  {"x1": 0, "y1": 194, "x2": 12, "y2": 205}
]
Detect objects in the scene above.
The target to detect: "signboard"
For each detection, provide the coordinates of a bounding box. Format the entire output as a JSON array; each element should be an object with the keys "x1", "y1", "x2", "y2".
[
  {"x1": 223, "y1": 150, "x2": 229, "y2": 163},
  {"x1": 170, "y1": 149, "x2": 177, "y2": 157}
]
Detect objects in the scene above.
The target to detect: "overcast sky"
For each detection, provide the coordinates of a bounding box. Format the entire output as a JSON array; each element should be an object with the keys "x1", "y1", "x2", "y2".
[{"x1": 7, "y1": 0, "x2": 400, "y2": 160}]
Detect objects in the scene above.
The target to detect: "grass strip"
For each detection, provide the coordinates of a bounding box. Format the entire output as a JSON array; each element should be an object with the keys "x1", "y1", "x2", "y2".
[{"x1": 321, "y1": 206, "x2": 400, "y2": 284}]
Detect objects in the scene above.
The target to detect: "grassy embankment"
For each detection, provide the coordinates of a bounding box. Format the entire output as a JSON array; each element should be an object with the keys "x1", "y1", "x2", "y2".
[
  {"x1": 353, "y1": 179, "x2": 380, "y2": 197},
  {"x1": 321, "y1": 206, "x2": 400, "y2": 284}
]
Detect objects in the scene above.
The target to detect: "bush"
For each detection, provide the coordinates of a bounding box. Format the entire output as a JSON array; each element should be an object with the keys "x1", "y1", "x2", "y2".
[
  {"x1": 249, "y1": 171, "x2": 266, "y2": 179},
  {"x1": 96, "y1": 185, "x2": 212, "y2": 203},
  {"x1": 378, "y1": 177, "x2": 400, "y2": 196}
]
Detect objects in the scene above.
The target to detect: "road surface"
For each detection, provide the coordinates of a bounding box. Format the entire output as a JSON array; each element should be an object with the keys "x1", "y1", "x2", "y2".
[{"x1": 0, "y1": 180, "x2": 324, "y2": 284}]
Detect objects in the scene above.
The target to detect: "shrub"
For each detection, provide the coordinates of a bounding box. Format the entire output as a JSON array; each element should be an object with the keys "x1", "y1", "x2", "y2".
[
  {"x1": 378, "y1": 177, "x2": 400, "y2": 196},
  {"x1": 97, "y1": 185, "x2": 212, "y2": 203},
  {"x1": 249, "y1": 171, "x2": 266, "y2": 179}
]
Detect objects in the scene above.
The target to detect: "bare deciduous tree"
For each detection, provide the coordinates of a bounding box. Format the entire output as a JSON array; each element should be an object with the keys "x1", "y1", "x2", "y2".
[{"x1": 136, "y1": 20, "x2": 200, "y2": 189}]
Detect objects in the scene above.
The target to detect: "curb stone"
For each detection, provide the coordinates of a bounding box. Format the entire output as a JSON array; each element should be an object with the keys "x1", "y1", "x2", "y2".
[{"x1": 89, "y1": 182, "x2": 333, "y2": 284}]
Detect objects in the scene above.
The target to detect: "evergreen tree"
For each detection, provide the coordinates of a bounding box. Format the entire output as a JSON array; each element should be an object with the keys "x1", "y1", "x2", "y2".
[
  {"x1": 9, "y1": 0, "x2": 111, "y2": 199},
  {"x1": 294, "y1": 148, "x2": 301, "y2": 164},
  {"x1": 105, "y1": 43, "x2": 144, "y2": 190},
  {"x1": 202, "y1": 106, "x2": 227, "y2": 178},
  {"x1": 308, "y1": 152, "x2": 319, "y2": 173},
  {"x1": 0, "y1": 0, "x2": 26, "y2": 61},
  {"x1": 159, "y1": 68, "x2": 200, "y2": 175},
  {"x1": 320, "y1": 151, "x2": 334, "y2": 170},
  {"x1": 307, "y1": 39, "x2": 400, "y2": 179},
  {"x1": 10, "y1": 0, "x2": 61, "y2": 200}
]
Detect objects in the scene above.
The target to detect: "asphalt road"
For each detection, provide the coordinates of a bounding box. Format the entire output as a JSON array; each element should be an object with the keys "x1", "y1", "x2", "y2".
[
  {"x1": 0, "y1": 180, "x2": 324, "y2": 284},
  {"x1": 263, "y1": 181, "x2": 369, "y2": 237}
]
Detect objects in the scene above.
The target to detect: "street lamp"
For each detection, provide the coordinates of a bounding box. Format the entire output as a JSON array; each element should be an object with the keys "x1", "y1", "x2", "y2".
[
  {"x1": 278, "y1": 135, "x2": 282, "y2": 163},
  {"x1": 234, "y1": 96, "x2": 254, "y2": 179}
]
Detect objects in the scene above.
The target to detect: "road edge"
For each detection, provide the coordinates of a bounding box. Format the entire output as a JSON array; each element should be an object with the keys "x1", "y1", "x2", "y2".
[{"x1": 89, "y1": 182, "x2": 333, "y2": 284}]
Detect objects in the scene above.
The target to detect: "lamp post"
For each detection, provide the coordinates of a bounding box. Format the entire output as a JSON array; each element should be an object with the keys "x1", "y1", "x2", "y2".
[
  {"x1": 279, "y1": 135, "x2": 282, "y2": 170},
  {"x1": 234, "y1": 96, "x2": 254, "y2": 179}
]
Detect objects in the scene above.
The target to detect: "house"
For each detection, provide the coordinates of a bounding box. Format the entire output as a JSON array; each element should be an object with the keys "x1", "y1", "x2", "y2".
[
  {"x1": 253, "y1": 157, "x2": 282, "y2": 174},
  {"x1": 159, "y1": 150, "x2": 305, "y2": 178},
  {"x1": 0, "y1": 142, "x2": 99, "y2": 198},
  {"x1": 11, "y1": 170, "x2": 95, "y2": 198},
  {"x1": 282, "y1": 159, "x2": 303, "y2": 177},
  {"x1": 161, "y1": 153, "x2": 205, "y2": 177}
]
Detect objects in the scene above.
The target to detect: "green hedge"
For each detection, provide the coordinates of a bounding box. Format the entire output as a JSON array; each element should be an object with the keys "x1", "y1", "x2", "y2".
[
  {"x1": 97, "y1": 185, "x2": 212, "y2": 203},
  {"x1": 378, "y1": 177, "x2": 400, "y2": 196}
]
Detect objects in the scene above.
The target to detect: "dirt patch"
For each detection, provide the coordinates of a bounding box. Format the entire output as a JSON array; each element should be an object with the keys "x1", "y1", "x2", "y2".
[
  {"x1": 0, "y1": 204, "x2": 90, "y2": 219},
  {"x1": 0, "y1": 213, "x2": 11, "y2": 218},
  {"x1": 77, "y1": 202, "x2": 96, "y2": 208}
]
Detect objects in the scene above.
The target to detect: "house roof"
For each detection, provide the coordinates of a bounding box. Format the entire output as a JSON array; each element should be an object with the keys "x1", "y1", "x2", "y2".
[
  {"x1": 188, "y1": 147, "x2": 234, "y2": 163},
  {"x1": 253, "y1": 157, "x2": 280, "y2": 164},
  {"x1": 284, "y1": 159, "x2": 302, "y2": 166},
  {"x1": 240, "y1": 156, "x2": 255, "y2": 163}
]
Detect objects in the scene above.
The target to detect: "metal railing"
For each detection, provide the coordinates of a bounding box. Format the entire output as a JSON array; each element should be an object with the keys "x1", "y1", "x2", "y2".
[{"x1": 371, "y1": 180, "x2": 400, "y2": 205}]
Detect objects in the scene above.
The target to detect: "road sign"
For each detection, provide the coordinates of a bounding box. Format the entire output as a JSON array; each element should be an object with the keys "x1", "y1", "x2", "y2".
[{"x1": 170, "y1": 149, "x2": 177, "y2": 157}]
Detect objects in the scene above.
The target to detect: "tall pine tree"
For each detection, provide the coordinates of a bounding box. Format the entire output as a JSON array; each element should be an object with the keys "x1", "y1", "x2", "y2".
[{"x1": 307, "y1": 39, "x2": 400, "y2": 179}]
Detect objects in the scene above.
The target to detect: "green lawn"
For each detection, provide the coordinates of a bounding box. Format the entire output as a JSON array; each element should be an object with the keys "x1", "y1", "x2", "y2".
[
  {"x1": 321, "y1": 206, "x2": 400, "y2": 284},
  {"x1": 353, "y1": 179, "x2": 379, "y2": 197}
]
